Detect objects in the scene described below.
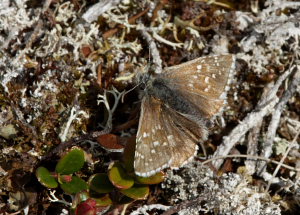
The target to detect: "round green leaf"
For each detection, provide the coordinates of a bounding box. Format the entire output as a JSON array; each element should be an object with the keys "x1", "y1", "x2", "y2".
[
  {"x1": 36, "y1": 167, "x2": 58, "y2": 188},
  {"x1": 108, "y1": 162, "x2": 134, "y2": 189},
  {"x1": 88, "y1": 173, "x2": 114, "y2": 194},
  {"x1": 60, "y1": 176, "x2": 88, "y2": 194},
  {"x1": 135, "y1": 171, "x2": 165, "y2": 184},
  {"x1": 56, "y1": 147, "x2": 85, "y2": 174},
  {"x1": 120, "y1": 184, "x2": 149, "y2": 200}
]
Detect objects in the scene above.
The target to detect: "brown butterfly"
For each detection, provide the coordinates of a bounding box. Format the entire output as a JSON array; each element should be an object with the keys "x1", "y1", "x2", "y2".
[{"x1": 134, "y1": 55, "x2": 235, "y2": 177}]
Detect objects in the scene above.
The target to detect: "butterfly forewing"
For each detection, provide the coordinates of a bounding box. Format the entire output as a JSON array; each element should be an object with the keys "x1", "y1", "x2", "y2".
[
  {"x1": 163, "y1": 55, "x2": 234, "y2": 98},
  {"x1": 162, "y1": 55, "x2": 235, "y2": 118}
]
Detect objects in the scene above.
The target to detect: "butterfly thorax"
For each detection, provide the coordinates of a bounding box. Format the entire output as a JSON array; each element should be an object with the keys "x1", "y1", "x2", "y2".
[{"x1": 145, "y1": 76, "x2": 203, "y2": 118}]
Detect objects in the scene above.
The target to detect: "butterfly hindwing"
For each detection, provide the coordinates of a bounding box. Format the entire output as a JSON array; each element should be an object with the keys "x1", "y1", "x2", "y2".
[
  {"x1": 160, "y1": 105, "x2": 207, "y2": 168},
  {"x1": 135, "y1": 96, "x2": 206, "y2": 177}
]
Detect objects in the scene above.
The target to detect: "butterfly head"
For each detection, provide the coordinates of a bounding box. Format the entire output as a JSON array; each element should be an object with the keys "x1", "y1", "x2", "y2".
[{"x1": 135, "y1": 63, "x2": 163, "y2": 94}]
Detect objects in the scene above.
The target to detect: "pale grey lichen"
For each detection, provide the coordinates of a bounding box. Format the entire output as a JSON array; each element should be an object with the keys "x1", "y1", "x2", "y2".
[
  {"x1": 238, "y1": 0, "x2": 300, "y2": 75},
  {"x1": 54, "y1": 2, "x2": 77, "y2": 25},
  {"x1": 162, "y1": 161, "x2": 281, "y2": 215},
  {"x1": 59, "y1": 105, "x2": 89, "y2": 142},
  {"x1": 0, "y1": 0, "x2": 40, "y2": 49}
]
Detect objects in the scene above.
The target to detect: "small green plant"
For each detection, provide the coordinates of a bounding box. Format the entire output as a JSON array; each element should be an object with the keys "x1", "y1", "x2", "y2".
[
  {"x1": 36, "y1": 138, "x2": 165, "y2": 215},
  {"x1": 36, "y1": 147, "x2": 88, "y2": 194},
  {"x1": 86, "y1": 135, "x2": 165, "y2": 211}
]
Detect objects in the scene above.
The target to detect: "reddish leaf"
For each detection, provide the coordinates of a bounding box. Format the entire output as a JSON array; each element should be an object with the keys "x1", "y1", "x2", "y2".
[
  {"x1": 80, "y1": 44, "x2": 93, "y2": 58},
  {"x1": 97, "y1": 134, "x2": 124, "y2": 151},
  {"x1": 75, "y1": 199, "x2": 97, "y2": 215}
]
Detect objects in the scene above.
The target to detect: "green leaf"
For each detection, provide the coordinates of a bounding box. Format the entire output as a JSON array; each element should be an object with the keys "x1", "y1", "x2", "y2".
[
  {"x1": 36, "y1": 167, "x2": 58, "y2": 188},
  {"x1": 108, "y1": 162, "x2": 134, "y2": 189},
  {"x1": 120, "y1": 184, "x2": 149, "y2": 200},
  {"x1": 60, "y1": 176, "x2": 88, "y2": 194},
  {"x1": 56, "y1": 147, "x2": 85, "y2": 174},
  {"x1": 88, "y1": 173, "x2": 114, "y2": 194},
  {"x1": 135, "y1": 171, "x2": 165, "y2": 184}
]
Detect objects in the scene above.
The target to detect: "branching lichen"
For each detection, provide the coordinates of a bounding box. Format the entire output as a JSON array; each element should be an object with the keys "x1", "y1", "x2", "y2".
[
  {"x1": 59, "y1": 105, "x2": 89, "y2": 142},
  {"x1": 97, "y1": 87, "x2": 125, "y2": 131}
]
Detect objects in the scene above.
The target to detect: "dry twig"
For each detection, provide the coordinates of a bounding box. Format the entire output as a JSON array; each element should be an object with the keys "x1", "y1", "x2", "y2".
[
  {"x1": 82, "y1": 0, "x2": 121, "y2": 23},
  {"x1": 266, "y1": 129, "x2": 300, "y2": 191},
  {"x1": 203, "y1": 154, "x2": 300, "y2": 172},
  {"x1": 139, "y1": 24, "x2": 163, "y2": 74},
  {"x1": 212, "y1": 65, "x2": 296, "y2": 169},
  {"x1": 161, "y1": 197, "x2": 205, "y2": 215},
  {"x1": 258, "y1": 66, "x2": 300, "y2": 175}
]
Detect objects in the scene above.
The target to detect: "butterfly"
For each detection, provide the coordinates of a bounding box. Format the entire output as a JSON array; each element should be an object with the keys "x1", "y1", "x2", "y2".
[{"x1": 134, "y1": 55, "x2": 235, "y2": 177}]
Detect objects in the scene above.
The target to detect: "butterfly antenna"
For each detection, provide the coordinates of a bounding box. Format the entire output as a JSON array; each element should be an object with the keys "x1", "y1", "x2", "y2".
[{"x1": 121, "y1": 82, "x2": 142, "y2": 103}]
